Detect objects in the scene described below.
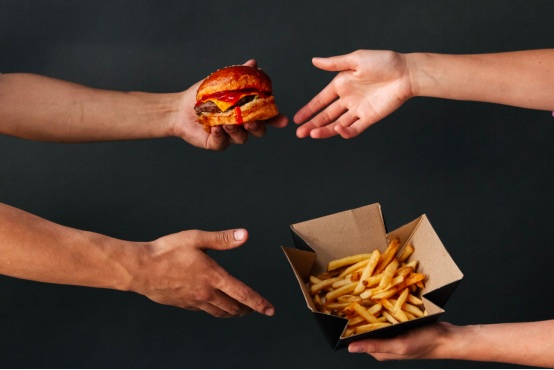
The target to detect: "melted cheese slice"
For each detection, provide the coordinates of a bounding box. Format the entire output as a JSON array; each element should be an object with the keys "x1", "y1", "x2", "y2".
[{"x1": 205, "y1": 91, "x2": 259, "y2": 112}]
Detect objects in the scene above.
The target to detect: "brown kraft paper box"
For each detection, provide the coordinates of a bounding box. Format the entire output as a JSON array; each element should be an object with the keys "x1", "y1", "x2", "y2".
[{"x1": 281, "y1": 203, "x2": 463, "y2": 350}]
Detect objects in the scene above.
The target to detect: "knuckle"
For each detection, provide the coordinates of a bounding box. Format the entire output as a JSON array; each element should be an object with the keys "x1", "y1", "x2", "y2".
[
  {"x1": 216, "y1": 231, "x2": 232, "y2": 246},
  {"x1": 193, "y1": 288, "x2": 213, "y2": 303}
]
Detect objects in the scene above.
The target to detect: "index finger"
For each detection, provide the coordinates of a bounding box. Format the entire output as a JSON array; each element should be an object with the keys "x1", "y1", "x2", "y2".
[{"x1": 217, "y1": 272, "x2": 275, "y2": 316}]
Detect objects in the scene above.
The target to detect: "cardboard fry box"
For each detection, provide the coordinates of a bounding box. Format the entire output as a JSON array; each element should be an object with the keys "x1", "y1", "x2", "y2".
[{"x1": 281, "y1": 203, "x2": 463, "y2": 350}]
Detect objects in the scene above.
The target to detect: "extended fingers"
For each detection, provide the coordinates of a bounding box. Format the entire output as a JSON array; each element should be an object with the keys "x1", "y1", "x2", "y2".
[
  {"x1": 216, "y1": 271, "x2": 275, "y2": 317},
  {"x1": 294, "y1": 82, "x2": 338, "y2": 125}
]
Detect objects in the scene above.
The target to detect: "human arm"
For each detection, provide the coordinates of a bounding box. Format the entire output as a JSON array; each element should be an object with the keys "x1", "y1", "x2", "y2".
[
  {"x1": 0, "y1": 202, "x2": 274, "y2": 317},
  {"x1": 0, "y1": 60, "x2": 287, "y2": 150},
  {"x1": 348, "y1": 320, "x2": 554, "y2": 367},
  {"x1": 295, "y1": 49, "x2": 554, "y2": 139}
]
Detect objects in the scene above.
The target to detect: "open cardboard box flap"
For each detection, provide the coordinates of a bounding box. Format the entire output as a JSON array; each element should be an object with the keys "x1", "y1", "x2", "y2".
[{"x1": 282, "y1": 203, "x2": 463, "y2": 350}]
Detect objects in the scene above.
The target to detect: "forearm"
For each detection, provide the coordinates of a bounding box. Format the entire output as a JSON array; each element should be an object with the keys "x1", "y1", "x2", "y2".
[
  {"x1": 0, "y1": 202, "x2": 142, "y2": 290},
  {"x1": 407, "y1": 49, "x2": 554, "y2": 111},
  {"x1": 0, "y1": 73, "x2": 181, "y2": 142},
  {"x1": 437, "y1": 321, "x2": 554, "y2": 367}
]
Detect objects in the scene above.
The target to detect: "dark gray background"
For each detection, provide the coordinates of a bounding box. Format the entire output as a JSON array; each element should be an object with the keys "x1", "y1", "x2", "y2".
[{"x1": 1, "y1": 0, "x2": 553, "y2": 368}]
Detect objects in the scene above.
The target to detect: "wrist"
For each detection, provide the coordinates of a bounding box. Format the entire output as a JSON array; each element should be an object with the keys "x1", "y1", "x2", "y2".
[
  {"x1": 120, "y1": 241, "x2": 153, "y2": 294},
  {"x1": 433, "y1": 322, "x2": 478, "y2": 361},
  {"x1": 130, "y1": 91, "x2": 183, "y2": 139},
  {"x1": 404, "y1": 52, "x2": 432, "y2": 99}
]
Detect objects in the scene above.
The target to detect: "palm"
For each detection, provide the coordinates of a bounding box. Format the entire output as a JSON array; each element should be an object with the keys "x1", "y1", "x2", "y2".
[{"x1": 296, "y1": 50, "x2": 412, "y2": 139}]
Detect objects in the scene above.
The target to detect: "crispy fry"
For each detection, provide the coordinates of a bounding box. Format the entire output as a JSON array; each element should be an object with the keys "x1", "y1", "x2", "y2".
[
  {"x1": 367, "y1": 302, "x2": 382, "y2": 316},
  {"x1": 350, "y1": 302, "x2": 381, "y2": 324},
  {"x1": 309, "y1": 275, "x2": 322, "y2": 284},
  {"x1": 348, "y1": 315, "x2": 366, "y2": 327},
  {"x1": 339, "y1": 258, "x2": 370, "y2": 277},
  {"x1": 407, "y1": 293, "x2": 423, "y2": 306},
  {"x1": 310, "y1": 277, "x2": 342, "y2": 294},
  {"x1": 337, "y1": 295, "x2": 362, "y2": 303},
  {"x1": 374, "y1": 237, "x2": 401, "y2": 274},
  {"x1": 393, "y1": 287, "x2": 410, "y2": 312},
  {"x1": 381, "y1": 299, "x2": 409, "y2": 322},
  {"x1": 332, "y1": 278, "x2": 354, "y2": 289},
  {"x1": 354, "y1": 322, "x2": 391, "y2": 334},
  {"x1": 325, "y1": 282, "x2": 357, "y2": 302},
  {"x1": 394, "y1": 265, "x2": 414, "y2": 278},
  {"x1": 361, "y1": 273, "x2": 384, "y2": 288},
  {"x1": 397, "y1": 243, "x2": 415, "y2": 263},
  {"x1": 328, "y1": 253, "x2": 373, "y2": 272},
  {"x1": 325, "y1": 302, "x2": 352, "y2": 311},
  {"x1": 403, "y1": 302, "x2": 425, "y2": 318},
  {"x1": 382, "y1": 310, "x2": 399, "y2": 324},
  {"x1": 371, "y1": 286, "x2": 400, "y2": 300},
  {"x1": 378, "y1": 259, "x2": 399, "y2": 289},
  {"x1": 350, "y1": 271, "x2": 362, "y2": 281},
  {"x1": 353, "y1": 249, "x2": 381, "y2": 294}
]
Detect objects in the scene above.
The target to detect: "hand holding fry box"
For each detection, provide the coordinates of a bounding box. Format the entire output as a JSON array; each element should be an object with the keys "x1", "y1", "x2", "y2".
[{"x1": 281, "y1": 203, "x2": 463, "y2": 350}]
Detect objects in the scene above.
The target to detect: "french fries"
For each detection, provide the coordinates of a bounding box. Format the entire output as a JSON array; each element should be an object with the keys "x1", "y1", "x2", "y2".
[{"x1": 307, "y1": 238, "x2": 427, "y2": 338}]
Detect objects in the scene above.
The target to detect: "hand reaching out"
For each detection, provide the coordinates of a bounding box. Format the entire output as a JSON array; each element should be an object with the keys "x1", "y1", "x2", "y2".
[
  {"x1": 294, "y1": 50, "x2": 413, "y2": 139},
  {"x1": 132, "y1": 228, "x2": 275, "y2": 318}
]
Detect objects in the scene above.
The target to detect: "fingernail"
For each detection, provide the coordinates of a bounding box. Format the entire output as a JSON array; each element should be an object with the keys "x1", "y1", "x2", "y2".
[
  {"x1": 234, "y1": 229, "x2": 246, "y2": 241},
  {"x1": 264, "y1": 307, "x2": 275, "y2": 316},
  {"x1": 348, "y1": 344, "x2": 363, "y2": 353}
]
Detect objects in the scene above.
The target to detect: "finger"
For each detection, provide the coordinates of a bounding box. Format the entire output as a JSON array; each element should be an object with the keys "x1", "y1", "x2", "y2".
[
  {"x1": 217, "y1": 271, "x2": 275, "y2": 317},
  {"x1": 309, "y1": 124, "x2": 340, "y2": 139},
  {"x1": 304, "y1": 100, "x2": 347, "y2": 129},
  {"x1": 243, "y1": 59, "x2": 257, "y2": 68},
  {"x1": 210, "y1": 289, "x2": 253, "y2": 317},
  {"x1": 206, "y1": 126, "x2": 230, "y2": 151},
  {"x1": 312, "y1": 53, "x2": 357, "y2": 72},
  {"x1": 296, "y1": 100, "x2": 346, "y2": 139},
  {"x1": 265, "y1": 114, "x2": 289, "y2": 129},
  {"x1": 348, "y1": 339, "x2": 385, "y2": 354},
  {"x1": 294, "y1": 82, "x2": 338, "y2": 124},
  {"x1": 193, "y1": 229, "x2": 249, "y2": 252},
  {"x1": 335, "y1": 120, "x2": 366, "y2": 139},
  {"x1": 223, "y1": 124, "x2": 248, "y2": 144},
  {"x1": 196, "y1": 301, "x2": 235, "y2": 318},
  {"x1": 243, "y1": 121, "x2": 266, "y2": 138},
  {"x1": 330, "y1": 111, "x2": 361, "y2": 139}
]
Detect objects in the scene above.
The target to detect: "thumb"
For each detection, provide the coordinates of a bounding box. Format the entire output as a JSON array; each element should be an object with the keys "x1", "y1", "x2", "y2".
[
  {"x1": 312, "y1": 53, "x2": 355, "y2": 72},
  {"x1": 243, "y1": 59, "x2": 257, "y2": 68},
  {"x1": 198, "y1": 228, "x2": 249, "y2": 252}
]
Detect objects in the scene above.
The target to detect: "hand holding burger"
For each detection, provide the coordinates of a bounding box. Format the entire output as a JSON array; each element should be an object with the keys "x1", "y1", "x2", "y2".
[
  {"x1": 195, "y1": 65, "x2": 280, "y2": 132},
  {"x1": 172, "y1": 60, "x2": 287, "y2": 151}
]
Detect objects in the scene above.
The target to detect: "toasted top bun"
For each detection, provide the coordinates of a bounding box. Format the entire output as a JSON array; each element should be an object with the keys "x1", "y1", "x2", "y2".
[{"x1": 196, "y1": 65, "x2": 273, "y2": 101}]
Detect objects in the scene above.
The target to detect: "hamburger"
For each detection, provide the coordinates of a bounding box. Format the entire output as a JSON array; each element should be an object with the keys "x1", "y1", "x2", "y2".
[{"x1": 194, "y1": 65, "x2": 279, "y2": 132}]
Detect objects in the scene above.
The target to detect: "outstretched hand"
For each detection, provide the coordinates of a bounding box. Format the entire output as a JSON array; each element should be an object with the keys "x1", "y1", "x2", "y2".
[
  {"x1": 132, "y1": 228, "x2": 275, "y2": 318},
  {"x1": 173, "y1": 60, "x2": 288, "y2": 151},
  {"x1": 294, "y1": 50, "x2": 413, "y2": 139}
]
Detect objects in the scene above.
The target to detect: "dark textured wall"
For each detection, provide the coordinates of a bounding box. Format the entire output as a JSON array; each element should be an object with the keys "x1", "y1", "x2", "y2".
[{"x1": 1, "y1": 1, "x2": 553, "y2": 368}]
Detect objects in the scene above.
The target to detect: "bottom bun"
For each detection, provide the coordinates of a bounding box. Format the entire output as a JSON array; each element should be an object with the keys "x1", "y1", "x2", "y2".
[{"x1": 197, "y1": 96, "x2": 278, "y2": 132}]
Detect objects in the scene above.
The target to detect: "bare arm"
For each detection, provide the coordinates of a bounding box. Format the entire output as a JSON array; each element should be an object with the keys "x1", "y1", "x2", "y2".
[
  {"x1": 349, "y1": 321, "x2": 554, "y2": 367},
  {"x1": 0, "y1": 202, "x2": 274, "y2": 317},
  {"x1": 409, "y1": 49, "x2": 554, "y2": 110},
  {"x1": 0, "y1": 65, "x2": 287, "y2": 149},
  {"x1": 295, "y1": 49, "x2": 554, "y2": 139},
  {"x1": 0, "y1": 73, "x2": 178, "y2": 143}
]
